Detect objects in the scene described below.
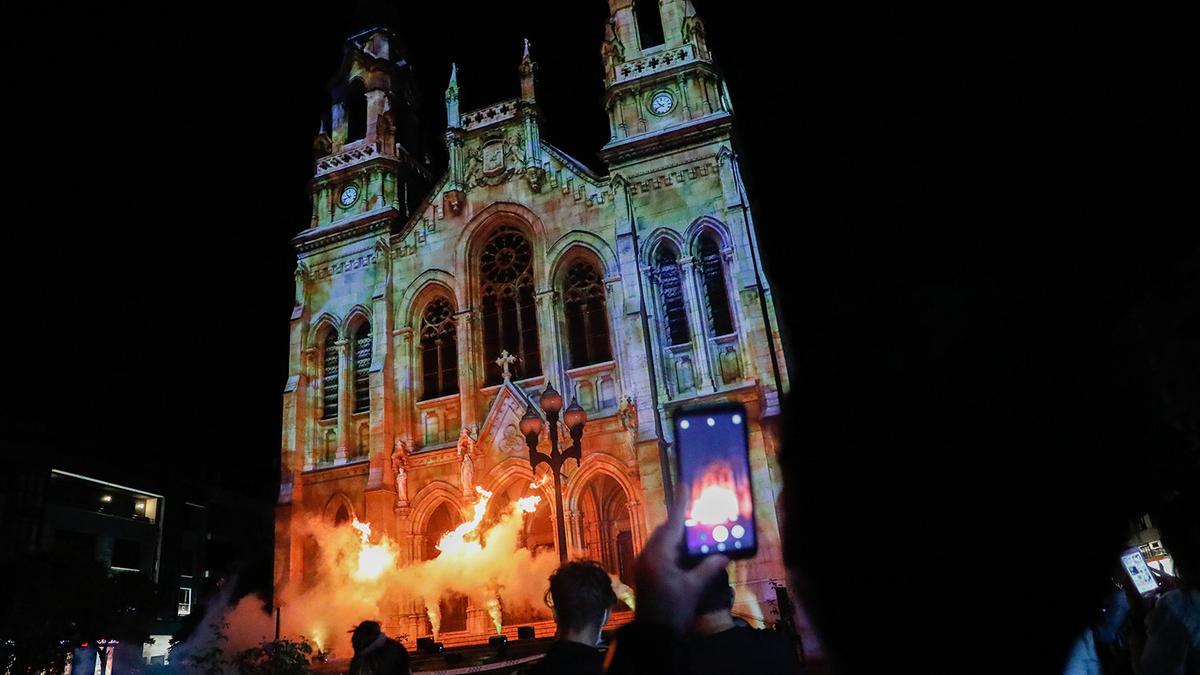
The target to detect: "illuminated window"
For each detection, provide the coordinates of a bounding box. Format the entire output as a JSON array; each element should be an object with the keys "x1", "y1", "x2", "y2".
[
  {"x1": 420, "y1": 298, "x2": 459, "y2": 399},
  {"x1": 322, "y1": 332, "x2": 339, "y2": 420},
  {"x1": 345, "y1": 79, "x2": 367, "y2": 143},
  {"x1": 634, "y1": 0, "x2": 665, "y2": 50},
  {"x1": 353, "y1": 323, "x2": 371, "y2": 413},
  {"x1": 178, "y1": 587, "x2": 192, "y2": 616},
  {"x1": 563, "y1": 260, "x2": 612, "y2": 367},
  {"x1": 698, "y1": 233, "x2": 734, "y2": 336},
  {"x1": 481, "y1": 226, "x2": 540, "y2": 384},
  {"x1": 656, "y1": 246, "x2": 691, "y2": 346}
]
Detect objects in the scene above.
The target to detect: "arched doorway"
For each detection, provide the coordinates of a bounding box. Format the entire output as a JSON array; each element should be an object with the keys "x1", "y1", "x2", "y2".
[
  {"x1": 424, "y1": 502, "x2": 468, "y2": 633},
  {"x1": 482, "y1": 478, "x2": 555, "y2": 624},
  {"x1": 578, "y1": 474, "x2": 635, "y2": 586}
]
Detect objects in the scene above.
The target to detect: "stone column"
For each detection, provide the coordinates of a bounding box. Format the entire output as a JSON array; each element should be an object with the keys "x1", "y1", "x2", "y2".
[
  {"x1": 678, "y1": 257, "x2": 714, "y2": 392},
  {"x1": 301, "y1": 348, "x2": 317, "y2": 470},
  {"x1": 677, "y1": 74, "x2": 692, "y2": 121},
  {"x1": 395, "y1": 328, "x2": 415, "y2": 445},
  {"x1": 626, "y1": 499, "x2": 645, "y2": 553},
  {"x1": 534, "y1": 290, "x2": 562, "y2": 389},
  {"x1": 335, "y1": 338, "x2": 351, "y2": 462},
  {"x1": 454, "y1": 310, "x2": 475, "y2": 430}
]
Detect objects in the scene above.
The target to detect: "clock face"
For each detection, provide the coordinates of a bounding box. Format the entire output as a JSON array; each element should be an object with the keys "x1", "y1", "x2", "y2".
[
  {"x1": 339, "y1": 184, "x2": 359, "y2": 207},
  {"x1": 650, "y1": 91, "x2": 675, "y2": 116}
]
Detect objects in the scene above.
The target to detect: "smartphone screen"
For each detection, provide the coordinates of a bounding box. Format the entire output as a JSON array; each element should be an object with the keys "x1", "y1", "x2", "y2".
[
  {"x1": 1121, "y1": 548, "x2": 1159, "y2": 595},
  {"x1": 674, "y1": 404, "x2": 757, "y2": 559}
]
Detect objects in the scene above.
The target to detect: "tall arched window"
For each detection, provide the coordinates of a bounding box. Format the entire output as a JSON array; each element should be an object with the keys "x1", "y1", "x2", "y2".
[
  {"x1": 481, "y1": 226, "x2": 540, "y2": 385},
  {"x1": 698, "y1": 233, "x2": 734, "y2": 336},
  {"x1": 420, "y1": 298, "x2": 459, "y2": 399},
  {"x1": 563, "y1": 260, "x2": 612, "y2": 368},
  {"x1": 655, "y1": 245, "x2": 691, "y2": 346},
  {"x1": 633, "y1": 0, "x2": 665, "y2": 50},
  {"x1": 322, "y1": 331, "x2": 339, "y2": 419},
  {"x1": 353, "y1": 323, "x2": 371, "y2": 413},
  {"x1": 323, "y1": 430, "x2": 337, "y2": 464},
  {"x1": 345, "y1": 79, "x2": 367, "y2": 143}
]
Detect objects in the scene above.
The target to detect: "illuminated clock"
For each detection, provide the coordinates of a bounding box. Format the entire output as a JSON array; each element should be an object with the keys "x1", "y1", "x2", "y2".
[
  {"x1": 649, "y1": 91, "x2": 675, "y2": 116},
  {"x1": 339, "y1": 184, "x2": 359, "y2": 207}
]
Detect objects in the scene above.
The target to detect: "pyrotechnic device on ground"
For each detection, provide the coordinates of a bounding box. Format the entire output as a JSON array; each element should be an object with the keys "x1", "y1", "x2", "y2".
[
  {"x1": 673, "y1": 402, "x2": 757, "y2": 561},
  {"x1": 1120, "y1": 547, "x2": 1160, "y2": 596}
]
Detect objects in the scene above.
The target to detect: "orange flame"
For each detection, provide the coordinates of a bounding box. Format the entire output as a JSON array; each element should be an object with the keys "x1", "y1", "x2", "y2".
[
  {"x1": 350, "y1": 518, "x2": 396, "y2": 582},
  {"x1": 435, "y1": 487, "x2": 493, "y2": 556},
  {"x1": 529, "y1": 473, "x2": 551, "y2": 490}
]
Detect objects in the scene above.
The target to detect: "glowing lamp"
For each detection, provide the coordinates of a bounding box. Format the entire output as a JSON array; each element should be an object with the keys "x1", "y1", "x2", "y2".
[
  {"x1": 539, "y1": 383, "x2": 563, "y2": 414},
  {"x1": 563, "y1": 397, "x2": 587, "y2": 432},
  {"x1": 519, "y1": 406, "x2": 544, "y2": 438}
]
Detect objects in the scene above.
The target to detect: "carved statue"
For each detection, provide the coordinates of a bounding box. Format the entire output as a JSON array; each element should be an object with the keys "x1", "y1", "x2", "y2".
[
  {"x1": 457, "y1": 426, "x2": 477, "y2": 495},
  {"x1": 391, "y1": 437, "x2": 409, "y2": 505},
  {"x1": 601, "y1": 18, "x2": 625, "y2": 73},
  {"x1": 618, "y1": 395, "x2": 638, "y2": 431},
  {"x1": 682, "y1": 13, "x2": 707, "y2": 56},
  {"x1": 501, "y1": 423, "x2": 525, "y2": 454}
]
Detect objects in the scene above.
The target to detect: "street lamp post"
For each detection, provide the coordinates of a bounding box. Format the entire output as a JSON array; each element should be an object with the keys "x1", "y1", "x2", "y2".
[{"x1": 520, "y1": 382, "x2": 587, "y2": 564}]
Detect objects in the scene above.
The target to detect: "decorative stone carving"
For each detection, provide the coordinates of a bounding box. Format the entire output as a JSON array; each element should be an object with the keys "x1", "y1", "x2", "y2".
[
  {"x1": 457, "y1": 426, "x2": 478, "y2": 495},
  {"x1": 391, "y1": 437, "x2": 410, "y2": 507}
]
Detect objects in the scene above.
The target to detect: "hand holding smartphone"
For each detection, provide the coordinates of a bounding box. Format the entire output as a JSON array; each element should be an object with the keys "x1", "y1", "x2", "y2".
[{"x1": 673, "y1": 402, "x2": 758, "y2": 561}]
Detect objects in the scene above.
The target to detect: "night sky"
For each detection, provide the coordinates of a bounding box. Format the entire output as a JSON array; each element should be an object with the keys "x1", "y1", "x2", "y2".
[{"x1": 4, "y1": 3, "x2": 1195, "y2": 669}]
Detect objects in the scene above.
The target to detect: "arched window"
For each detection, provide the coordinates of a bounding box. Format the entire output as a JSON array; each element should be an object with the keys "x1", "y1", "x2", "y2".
[
  {"x1": 322, "y1": 331, "x2": 339, "y2": 419},
  {"x1": 481, "y1": 226, "x2": 540, "y2": 385},
  {"x1": 420, "y1": 298, "x2": 459, "y2": 399},
  {"x1": 633, "y1": 0, "x2": 666, "y2": 50},
  {"x1": 563, "y1": 260, "x2": 612, "y2": 368},
  {"x1": 655, "y1": 245, "x2": 690, "y2": 346},
  {"x1": 353, "y1": 323, "x2": 371, "y2": 413},
  {"x1": 323, "y1": 430, "x2": 337, "y2": 464},
  {"x1": 698, "y1": 233, "x2": 734, "y2": 336},
  {"x1": 345, "y1": 79, "x2": 367, "y2": 143}
]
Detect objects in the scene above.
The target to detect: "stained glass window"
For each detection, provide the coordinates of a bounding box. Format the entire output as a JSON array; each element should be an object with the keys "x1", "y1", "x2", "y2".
[
  {"x1": 564, "y1": 260, "x2": 612, "y2": 368},
  {"x1": 420, "y1": 298, "x2": 459, "y2": 399},
  {"x1": 481, "y1": 226, "x2": 540, "y2": 385}
]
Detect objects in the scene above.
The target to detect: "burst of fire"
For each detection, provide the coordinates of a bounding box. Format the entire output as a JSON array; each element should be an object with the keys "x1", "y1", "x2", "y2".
[
  {"x1": 435, "y1": 486, "x2": 493, "y2": 556},
  {"x1": 529, "y1": 473, "x2": 551, "y2": 490},
  {"x1": 688, "y1": 462, "x2": 745, "y2": 526},
  {"x1": 350, "y1": 518, "x2": 396, "y2": 582},
  {"x1": 485, "y1": 596, "x2": 503, "y2": 634}
]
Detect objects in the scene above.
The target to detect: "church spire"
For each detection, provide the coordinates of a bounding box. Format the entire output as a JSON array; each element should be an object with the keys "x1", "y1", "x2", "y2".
[
  {"x1": 445, "y1": 63, "x2": 460, "y2": 129},
  {"x1": 519, "y1": 39, "x2": 537, "y2": 103}
]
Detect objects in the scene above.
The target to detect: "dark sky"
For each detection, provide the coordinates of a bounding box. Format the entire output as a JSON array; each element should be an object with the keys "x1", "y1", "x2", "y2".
[{"x1": 3, "y1": 4, "x2": 1195, "y2": 669}]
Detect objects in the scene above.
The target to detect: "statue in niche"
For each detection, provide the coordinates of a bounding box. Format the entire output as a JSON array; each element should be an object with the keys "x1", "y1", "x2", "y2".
[
  {"x1": 617, "y1": 395, "x2": 639, "y2": 431},
  {"x1": 457, "y1": 426, "x2": 478, "y2": 495},
  {"x1": 391, "y1": 437, "x2": 410, "y2": 506}
]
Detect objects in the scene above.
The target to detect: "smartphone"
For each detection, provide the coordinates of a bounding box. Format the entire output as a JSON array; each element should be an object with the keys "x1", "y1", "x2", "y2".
[
  {"x1": 673, "y1": 402, "x2": 757, "y2": 560},
  {"x1": 1120, "y1": 547, "x2": 1160, "y2": 596}
]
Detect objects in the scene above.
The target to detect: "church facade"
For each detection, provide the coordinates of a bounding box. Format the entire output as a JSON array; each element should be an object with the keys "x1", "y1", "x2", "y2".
[{"x1": 276, "y1": 0, "x2": 793, "y2": 642}]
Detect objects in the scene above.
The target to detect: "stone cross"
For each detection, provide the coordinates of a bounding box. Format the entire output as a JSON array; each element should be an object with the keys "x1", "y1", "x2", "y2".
[{"x1": 495, "y1": 350, "x2": 517, "y2": 380}]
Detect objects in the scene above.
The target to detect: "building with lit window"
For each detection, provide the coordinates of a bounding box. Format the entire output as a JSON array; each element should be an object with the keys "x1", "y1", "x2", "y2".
[{"x1": 277, "y1": 0, "x2": 795, "y2": 644}]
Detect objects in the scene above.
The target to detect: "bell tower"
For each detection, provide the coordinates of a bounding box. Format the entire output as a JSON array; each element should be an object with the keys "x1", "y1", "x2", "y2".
[
  {"x1": 307, "y1": 25, "x2": 431, "y2": 231},
  {"x1": 600, "y1": 0, "x2": 728, "y2": 166}
]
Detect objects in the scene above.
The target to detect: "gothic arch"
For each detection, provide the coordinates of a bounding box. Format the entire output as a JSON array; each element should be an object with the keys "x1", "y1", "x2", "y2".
[
  {"x1": 398, "y1": 270, "x2": 460, "y2": 328},
  {"x1": 345, "y1": 306, "x2": 373, "y2": 335},
  {"x1": 564, "y1": 452, "x2": 639, "y2": 512},
  {"x1": 457, "y1": 202, "x2": 550, "y2": 290},
  {"x1": 322, "y1": 493, "x2": 357, "y2": 525},
  {"x1": 547, "y1": 231, "x2": 619, "y2": 280},
  {"x1": 482, "y1": 458, "x2": 555, "y2": 507},
  {"x1": 684, "y1": 216, "x2": 735, "y2": 257},
  {"x1": 409, "y1": 481, "x2": 465, "y2": 536},
  {"x1": 310, "y1": 313, "x2": 341, "y2": 347},
  {"x1": 641, "y1": 228, "x2": 687, "y2": 266}
]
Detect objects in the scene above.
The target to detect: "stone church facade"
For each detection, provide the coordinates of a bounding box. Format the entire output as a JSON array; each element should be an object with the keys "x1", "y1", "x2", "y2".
[{"x1": 276, "y1": 0, "x2": 793, "y2": 642}]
